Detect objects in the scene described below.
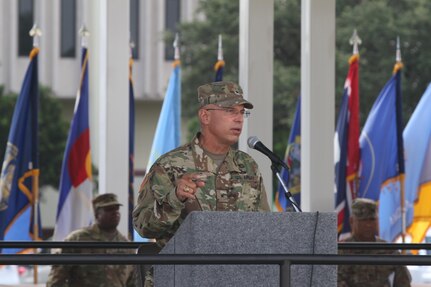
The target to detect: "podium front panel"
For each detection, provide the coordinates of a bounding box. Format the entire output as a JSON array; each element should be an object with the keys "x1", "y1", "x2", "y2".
[{"x1": 154, "y1": 211, "x2": 337, "y2": 286}]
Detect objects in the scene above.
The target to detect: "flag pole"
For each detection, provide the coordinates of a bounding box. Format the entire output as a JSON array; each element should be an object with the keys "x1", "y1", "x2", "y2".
[
  {"x1": 395, "y1": 37, "x2": 406, "y2": 244},
  {"x1": 217, "y1": 34, "x2": 223, "y2": 61},
  {"x1": 29, "y1": 23, "x2": 42, "y2": 285},
  {"x1": 31, "y1": 164, "x2": 39, "y2": 285},
  {"x1": 128, "y1": 38, "x2": 135, "y2": 241}
]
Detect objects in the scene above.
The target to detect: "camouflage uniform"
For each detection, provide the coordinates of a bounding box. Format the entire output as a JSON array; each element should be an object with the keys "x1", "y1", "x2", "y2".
[
  {"x1": 338, "y1": 236, "x2": 411, "y2": 287},
  {"x1": 133, "y1": 81, "x2": 270, "y2": 287},
  {"x1": 338, "y1": 198, "x2": 411, "y2": 287},
  {"x1": 46, "y1": 224, "x2": 135, "y2": 287},
  {"x1": 47, "y1": 194, "x2": 136, "y2": 287},
  {"x1": 133, "y1": 132, "x2": 270, "y2": 247}
]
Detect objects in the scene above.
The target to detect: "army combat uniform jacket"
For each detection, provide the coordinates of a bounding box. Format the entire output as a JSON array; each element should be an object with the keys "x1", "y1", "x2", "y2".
[
  {"x1": 46, "y1": 224, "x2": 135, "y2": 287},
  {"x1": 338, "y1": 236, "x2": 411, "y2": 287},
  {"x1": 133, "y1": 133, "x2": 270, "y2": 246}
]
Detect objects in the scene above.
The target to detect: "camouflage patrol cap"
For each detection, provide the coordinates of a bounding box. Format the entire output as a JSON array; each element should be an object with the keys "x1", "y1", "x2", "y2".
[
  {"x1": 351, "y1": 198, "x2": 378, "y2": 220},
  {"x1": 92, "y1": 193, "x2": 122, "y2": 211},
  {"x1": 198, "y1": 81, "x2": 253, "y2": 109}
]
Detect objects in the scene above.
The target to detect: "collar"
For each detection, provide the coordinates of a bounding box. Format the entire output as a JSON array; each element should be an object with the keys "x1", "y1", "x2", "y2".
[{"x1": 191, "y1": 132, "x2": 242, "y2": 173}]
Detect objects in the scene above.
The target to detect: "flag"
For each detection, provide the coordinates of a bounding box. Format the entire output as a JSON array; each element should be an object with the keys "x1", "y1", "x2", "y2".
[
  {"x1": 404, "y1": 83, "x2": 431, "y2": 243},
  {"x1": 145, "y1": 60, "x2": 181, "y2": 171},
  {"x1": 214, "y1": 59, "x2": 224, "y2": 82},
  {"x1": 358, "y1": 62, "x2": 404, "y2": 242},
  {"x1": 0, "y1": 47, "x2": 41, "y2": 254},
  {"x1": 214, "y1": 34, "x2": 224, "y2": 82},
  {"x1": 128, "y1": 56, "x2": 135, "y2": 240},
  {"x1": 335, "y1": 54, "x2": 360, "y2": 236},
  {"x1": 134, "y1": 59, "x2": 181, "y2": 241},
  {"x1": 275, "y1": 97, "x2": 301, "y2": 211},
  {"x1": 53, "y1": 47, "x2": 93, "y2": 241}
]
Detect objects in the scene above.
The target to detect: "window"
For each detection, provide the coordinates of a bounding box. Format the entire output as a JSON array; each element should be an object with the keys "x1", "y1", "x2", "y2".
[
  {"x1": 165, "y1": 0, "x2": 180, "y2": 60},
  {"x1": 60, "y1": 0, "x2": 76, "y2": 58},
  {"x1": 18, "y1": 0, "x2": 34, "y2": 56},
  {"x1": 130, "y1": 0, "x2": 140, "y2": 59}
]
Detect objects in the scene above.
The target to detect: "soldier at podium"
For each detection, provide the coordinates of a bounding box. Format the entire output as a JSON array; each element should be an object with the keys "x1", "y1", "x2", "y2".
[
  {"x1": 338, "y1": 198, "x2": 411, "y2": 287},
  {"x1": 133, "y1": 81, "x2": 270, "y2": 248}
]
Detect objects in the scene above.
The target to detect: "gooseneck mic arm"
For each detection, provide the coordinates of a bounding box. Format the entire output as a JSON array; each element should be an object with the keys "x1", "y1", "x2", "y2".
[{"x1": 271, "y1": 164, "x2": 301, "y2": 212}]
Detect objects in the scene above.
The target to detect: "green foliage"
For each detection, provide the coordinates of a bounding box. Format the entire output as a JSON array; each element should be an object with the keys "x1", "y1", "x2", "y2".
[
  {"x1": 178, "y1": 0, "x2": 240, "y2": 141},
  {"x1": 273, "y1": 0, "x2": 301, "y2": 157},
  {"x1": 336, "y1": 0, "x2": 431, "y2": 126},
  {"x1": 175, "y1": 0, "x2": 431, "y2": 158},
  {"x1": 0, "y1": 90, "x2": 17, "y2": 157},
  {"x1": 0, "y1": 86, "x2": 68, "y2": 188},
  {"x1": 177, "y1": 0, "x2": 301, "y2": 156}
]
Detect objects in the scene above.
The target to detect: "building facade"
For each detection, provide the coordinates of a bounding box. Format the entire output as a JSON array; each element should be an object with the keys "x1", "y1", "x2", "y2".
[
  {"x1": 0, "y1": 0, "x2": 200, "y2": 171},
  {"x1": 0, "y1": 0, "x2": 199, "y2": 228}
]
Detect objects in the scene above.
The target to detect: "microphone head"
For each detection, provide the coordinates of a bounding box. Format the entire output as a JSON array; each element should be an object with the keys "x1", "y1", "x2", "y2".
[{"x1": 247, "y1": 136, "x2": 259, "y2": 149}]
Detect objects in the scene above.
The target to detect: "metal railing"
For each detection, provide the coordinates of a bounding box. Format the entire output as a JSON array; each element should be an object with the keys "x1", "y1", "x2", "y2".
[
  {"x1": 338, "y1": 242, "x2": 431, "y2": 250},
  {"x1": 2, "y1": 241, "x2": 431, "y2": 250},
  {"x1": 2, "y1": 241, "x2": 431, "y2": 287}
]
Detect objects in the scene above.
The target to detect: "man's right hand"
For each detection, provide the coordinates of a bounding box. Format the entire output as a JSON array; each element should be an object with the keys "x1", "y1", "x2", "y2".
[{"x1": 175, "y1": 173, "x2": 207, "y2": 202}]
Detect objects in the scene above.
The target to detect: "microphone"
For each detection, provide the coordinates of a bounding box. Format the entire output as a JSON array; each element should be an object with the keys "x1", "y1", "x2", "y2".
[{"x1": 247, "y1": 136, "x2": 289, "y2": 170}]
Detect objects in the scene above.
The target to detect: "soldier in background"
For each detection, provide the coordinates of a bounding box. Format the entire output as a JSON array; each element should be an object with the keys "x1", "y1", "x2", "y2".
[
  {"x1": 338, "y1": 198, "x2": 411, "y2": 287},
  {"x1": 133, "y1": 81, "x2": 270, "y2": 286},
  {"x1": 47, "y1": 193, "x2": 135, "y2": 287}
]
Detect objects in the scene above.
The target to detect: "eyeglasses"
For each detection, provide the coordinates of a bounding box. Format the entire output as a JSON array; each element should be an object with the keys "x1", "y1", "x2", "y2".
[{"x1": 205, "y1": 108, "x2": 251, "y2": 118}]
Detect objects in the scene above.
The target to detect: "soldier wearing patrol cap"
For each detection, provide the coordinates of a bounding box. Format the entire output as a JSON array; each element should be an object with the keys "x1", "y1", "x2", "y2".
[
  {"x1": 92, "y1": 193, "x2": 122, "y2": 209},
  {"x1": 133, "y1": 81, "x2": 270, "y2": 286},
  {"x1": 350, "y1": 198, "x2": 379, "y2": 241},
  {"x1": 197, "y1": 81, "x2": 253, "y2": 109},
  {"x1": 47, "y1": 193, "x2": 136, "y2": 287},
  {"x1": 338, "y1": 198, "x2": 411, "y2": 287}
]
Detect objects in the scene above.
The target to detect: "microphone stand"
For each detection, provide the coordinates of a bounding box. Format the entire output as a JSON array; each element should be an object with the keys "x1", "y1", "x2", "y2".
[{"x1": 271, "y1": 164, "x2": 302, "y2": 212}]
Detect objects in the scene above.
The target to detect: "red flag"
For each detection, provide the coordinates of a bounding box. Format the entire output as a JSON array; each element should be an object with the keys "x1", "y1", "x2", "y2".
[{"x1": 335, "y1": 54, "x2": 360, "y2": 237}]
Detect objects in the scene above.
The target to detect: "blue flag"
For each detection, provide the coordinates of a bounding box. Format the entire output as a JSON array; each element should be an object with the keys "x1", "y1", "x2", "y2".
[
  {"x1": 404, "y1": 83, "x2": 431, "y2": 244},
  {"x1": 335, "y1": 89, "x2": 350, "y2": 233},
  {"x1": 275, "y1": 97, "x2": 301, "y2": 211},
  {"x1": 134, "y1": 60, "x2": 181, "y2": 241},
  {"x1": 128, "y1": 57, "x2": 136, "y2": 240},
  {"x1": 0, "y1": 47, "x2": 41, "y2": 253},
  {"x1": 214, "y1": 59, "x2": 224, "y2": 82},
  {"x1": 145, "y1": 61, "x2": 181, "y2": 171},
  {"x1": 358, "y1": 63, "x2": 404, "y2": 241}
]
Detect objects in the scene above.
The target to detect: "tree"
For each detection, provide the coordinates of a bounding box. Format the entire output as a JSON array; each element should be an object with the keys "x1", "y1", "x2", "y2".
[
  {"x1": 336, "y1": 0, "x2": 431, "y2": 126},
  {"x1": 0, "y1": 86, "x2": 68, "y2": 188},
  {"x1": 176, "y1": 0, "x2": 431, "y2": 159},
  {"x1": 178, "y1": 0, "x2": 241, "y2": 140},
  {"x1": 177, "y1": 0, "x2": 301, "y2": 158}
]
